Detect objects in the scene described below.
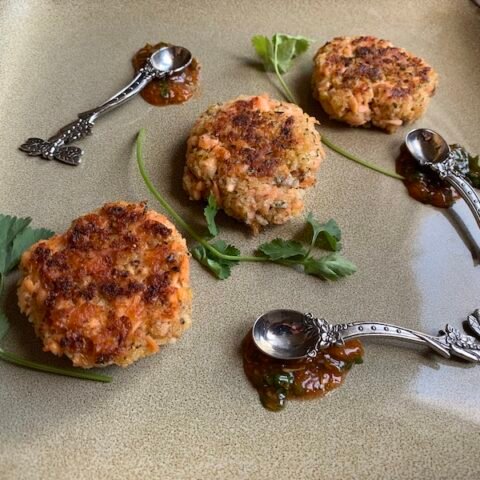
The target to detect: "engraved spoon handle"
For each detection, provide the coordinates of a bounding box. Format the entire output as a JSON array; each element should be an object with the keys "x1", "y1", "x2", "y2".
[
  {"x1": 443, "y1": 172, "x2": 480, "y2": 228},
  {"x1": 19, "y1": 61, "x2": 160, "y2": 166},
  {"x1": 305, "y1": 312, "x2": 480, "y2": 363},
  {"x1": 341, "y1": 322, "x2": 453, "y2": 358},
  {"x1": 79, "y1": 64, "x2": 160, "y2": 122}
]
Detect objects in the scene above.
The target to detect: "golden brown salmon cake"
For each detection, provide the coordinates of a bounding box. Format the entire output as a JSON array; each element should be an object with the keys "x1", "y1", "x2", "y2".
[
  {"x1": 183, "y1": 94, "x2": 325, "y2": 233},
  {"x1": 312, "y1": 36, "x2": 438, "y2": 133},
  {"x1": 17, "y1": 202, "x2": 191, "y2": 368}
]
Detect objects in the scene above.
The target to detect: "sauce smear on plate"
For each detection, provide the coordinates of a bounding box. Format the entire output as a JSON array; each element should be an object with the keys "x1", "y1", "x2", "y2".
[
  {"x1": 132, "y1": 42, "x2": 200, "y2": 106},
  {"x1": 242, "y1": 331, "x2": 363, "y2": 411},
  {"x1": 396, "y1": 144, "x2": 455, "y2": 208}
]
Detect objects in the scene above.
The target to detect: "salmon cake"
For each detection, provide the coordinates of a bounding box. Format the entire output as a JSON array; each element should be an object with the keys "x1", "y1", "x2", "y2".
[
  {"x1": 17, "y1": 202, "x2": 191, "y2": 368},
  {"x1": 183, "y1": 94, "x2": 325, "y2": 233},
  {"x1": 312, "y1": 36, "x2": 438, "y2": 133}
]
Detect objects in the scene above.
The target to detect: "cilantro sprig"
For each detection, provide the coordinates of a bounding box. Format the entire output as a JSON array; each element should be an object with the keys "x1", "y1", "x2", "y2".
[
  {"x1": 136, "y1": 129, "x2": 356, "y2": 281},
  {"x1": 251, "y1": 33, "x2": 404, "y2": 181},
  {"x1": 0, "y1": 214, "x2": 111, "y2": 383},
  {"x1": 256, "y1": 215, "x2": 356, "y2": 280},
  {"x1": 252, "y1": 34, "x2": 311, "y2": 106}
]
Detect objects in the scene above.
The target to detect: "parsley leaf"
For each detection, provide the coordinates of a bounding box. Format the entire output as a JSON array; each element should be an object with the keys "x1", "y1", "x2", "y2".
[
  {"x1": 252, "y1": 34, "x2": 313, "y2": 104},
  {"x1": 0, "y1": 213, "x2": 54, "y2": 343},
  {"x1": 0, "y1": 214, "x2": 54, "y2": 275},
  {"x1": 0, "y1": 215, "x2": 31, "y2": 274},
  {"x1": 7, "y1": 227, "x2": 54, "y2": 273},
  {"x1": 192, "y1": 240, "x2": 240, "y2": 279},
  {"x1": 204, "y1": 193, "x2": 219, "y2": 237},
  {"x1": 303, "y1": 254, "x2": 357, "y2": 280},
  {"x1": 137, "y1": 129, "x2": 358, "y2": 283},
  {"x1": 257, "y1": 239, "x2": 307, "y2": 260},
  {"x1": 252, "y1": 34, "x2": 312, "y2": 74},
  {"x1": 306, "y1": 213, "x2": 342, "y2": 251}
]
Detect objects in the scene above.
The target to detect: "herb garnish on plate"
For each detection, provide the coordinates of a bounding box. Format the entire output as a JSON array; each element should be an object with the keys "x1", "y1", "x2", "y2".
[{"x1": 136, "y1": 129, "x2": 357, "y2": 281}]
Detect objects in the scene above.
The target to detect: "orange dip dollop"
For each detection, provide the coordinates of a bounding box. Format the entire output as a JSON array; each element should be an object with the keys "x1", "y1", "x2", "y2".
[
  {"x1": 242, "y1": 330, "x2": 363, "y2": 411},
  {"x1": 132, "y1": 42, "x2": 200, "y2": 106}
]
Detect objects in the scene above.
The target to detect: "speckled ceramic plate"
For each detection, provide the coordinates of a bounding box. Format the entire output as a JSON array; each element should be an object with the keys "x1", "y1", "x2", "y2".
[{"x1": 1, "y1": 1, "x2": 480, "y2": 479}]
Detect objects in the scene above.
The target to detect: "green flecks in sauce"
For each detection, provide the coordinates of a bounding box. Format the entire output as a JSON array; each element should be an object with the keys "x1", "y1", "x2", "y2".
[{"x1": 242, "y1": 330, "x2": 363, "y2": 411}]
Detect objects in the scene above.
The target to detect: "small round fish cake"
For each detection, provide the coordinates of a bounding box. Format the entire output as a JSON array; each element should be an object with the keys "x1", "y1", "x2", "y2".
[
  {"x1": 17, "y1": 202, "x2": 191, "y2": 368},
  {"x1": 183, "y1": 94, "x2": 325, "y2": 233},
  {"x1": 312, "y1": 36, "x2": 438, "y2": 133}
]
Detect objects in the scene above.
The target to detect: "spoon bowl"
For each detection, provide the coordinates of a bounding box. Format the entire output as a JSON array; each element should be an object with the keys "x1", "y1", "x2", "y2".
[
  {"x1": 404, "y1": 128, "x2": 480, "y2": 229},
  {"x1": 252, "y1": 309, "x2": 317, "y2": 360},
  {"x1": 150, "y1": 46, "x2": 192, "y2": 75},
  {"x1": 405, "y1": 128, "x2": 450, "y2": 165}
]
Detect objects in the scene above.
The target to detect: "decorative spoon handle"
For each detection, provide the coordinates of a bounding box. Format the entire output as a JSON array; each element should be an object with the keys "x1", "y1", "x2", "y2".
[
  {"x1": 428, "y1": 156, "x2": 480, "y2": 228},
  {"x1": 304, "y1": 310, "x2": 480, "y2": 362},
  {"x1": 19, "y1": 61, "x2": 161, "y2": 166},
  {"x1": 443, "y1": 172, "x2": 480, "y2": 228}
]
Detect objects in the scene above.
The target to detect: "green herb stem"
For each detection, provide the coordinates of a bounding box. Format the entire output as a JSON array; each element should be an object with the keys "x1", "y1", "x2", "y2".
[
  {"x1": 136, "y1": 129, "x2": 266, "y2": 264},
  {"x1": 273, "y1": 39, "x2": 296, "y2": 104},
  {"x1": 137, "y1": 130, "x2": 355, "y2": 281},
  {"x1": 0, "y1": 347, "x2": 112, "y2": 382},
  {"x1": 273, "y1": 71, "x2": 403, "y2": 180},
  {"x1": 321, "y1": 135, "x2": 404, "y2": 180}
]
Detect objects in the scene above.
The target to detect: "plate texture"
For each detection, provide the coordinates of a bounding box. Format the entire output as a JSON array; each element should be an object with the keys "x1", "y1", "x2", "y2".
[{"x1": 0, "y1": 1, "x2": 479, "y2": 479}]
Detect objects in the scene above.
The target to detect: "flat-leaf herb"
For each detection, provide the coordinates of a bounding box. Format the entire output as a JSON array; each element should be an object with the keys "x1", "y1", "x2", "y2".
[
  {"x1": 257, "y1": 239, "x2": 307, "y2": 261},
  {"x1": 192, "y1": 241, "x2": 240, "y2": 279},
  {"x1": 306, "y1": 213, "x2": 341, "y2": 252},
  {"x1": 204, "y1": 193, "x2": 219, "y2": 237},
  {"x1": 137, "y1": 129, "x2": 357, "y2": 282},
  {"x1": 136, "y1": 129, "x2": 355, "y2": 280}
]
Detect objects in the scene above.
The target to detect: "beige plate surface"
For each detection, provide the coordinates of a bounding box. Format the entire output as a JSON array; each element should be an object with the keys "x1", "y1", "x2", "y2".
[{"x1": 1, "y1": 1, "x2": 480, "y2": 479}]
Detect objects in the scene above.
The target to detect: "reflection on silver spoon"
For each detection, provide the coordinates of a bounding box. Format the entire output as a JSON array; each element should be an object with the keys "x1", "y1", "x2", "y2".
[
  {"x1": 253, "y1": 308, "x2": 480, "y2": 362},
  {"x1": 19, "y1": 45, "x2": 192, "y2": 165},
  {"x1": 405, "y1": 128, "x2": 480, "y2": 229}
]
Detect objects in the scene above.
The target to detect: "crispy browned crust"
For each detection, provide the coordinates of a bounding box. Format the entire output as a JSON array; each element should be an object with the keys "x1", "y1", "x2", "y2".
[
  {"x1": 312, "y1": 36, "x2": 438, "y2": 132},
  {"x1": 183, "y1": 94, "x2": 325, "y2": 232},
  {"x1": 18, "y1": 202, "x2": 191, "y2": 368},
  {"x1": 198, "y1": 99, "x2": 297, "y2": 177}
]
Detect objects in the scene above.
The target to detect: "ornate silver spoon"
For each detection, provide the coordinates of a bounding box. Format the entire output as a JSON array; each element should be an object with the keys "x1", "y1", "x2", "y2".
[
  {"x1": 405, "y1": 128, "x2": 480, "y2": 228},
  {"x1": 19, "y1": 45, "x2": 192, "y2": 166},
  {"x1": 252, "y1": 308, "x2": 480, "y2": 362}
]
